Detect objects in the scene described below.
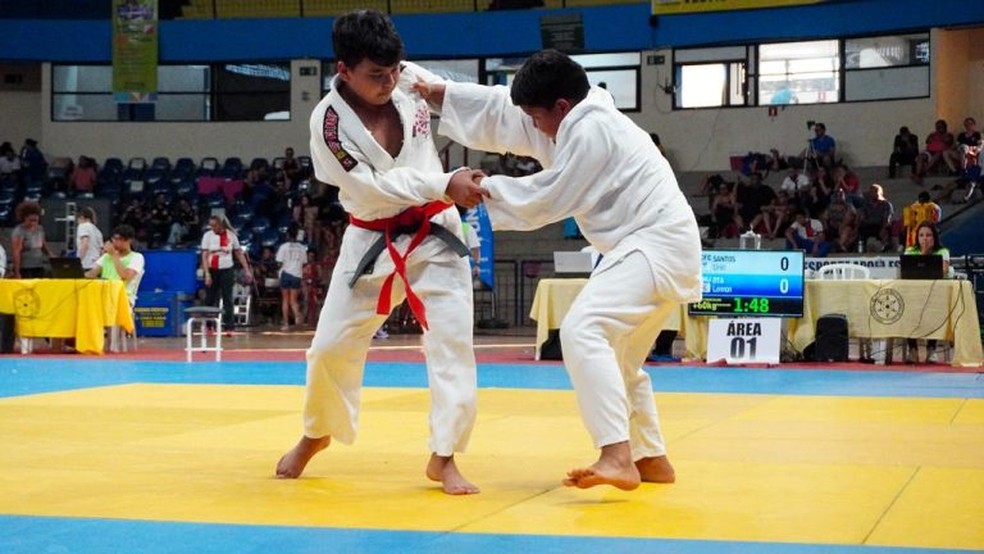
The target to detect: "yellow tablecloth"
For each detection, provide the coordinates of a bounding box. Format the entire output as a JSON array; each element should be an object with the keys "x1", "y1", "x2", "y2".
[
  {"x1": 530, "y1": 278, "x2": 983, "y2": 367},
  {"x1": 684, "y1": 279, "x2": 982, "y2": 367},
  {"x1": 529, "y1": 278, "x2": 683, "y2": 360},
  {"x1": 0, "y1": 279, "x2": 135, "y2": 355}
]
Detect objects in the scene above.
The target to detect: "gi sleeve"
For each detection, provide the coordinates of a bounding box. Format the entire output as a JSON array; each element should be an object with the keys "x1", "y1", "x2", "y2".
[
  {"x1": 482, "y1": 119, "x2": 611, "y2": 232},
  {"x1": 438, "y1": 82, "x2": 554, "y2": 162}
]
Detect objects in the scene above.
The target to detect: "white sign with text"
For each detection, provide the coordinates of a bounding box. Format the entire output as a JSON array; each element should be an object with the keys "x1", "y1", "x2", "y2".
[{"x1": 707, "y1": 317, "x2": 782, "y2": 364}]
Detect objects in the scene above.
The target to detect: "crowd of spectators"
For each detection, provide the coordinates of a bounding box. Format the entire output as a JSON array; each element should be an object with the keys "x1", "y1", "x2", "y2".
[{"x1": 0, "y1": 142, "x2": 356, "y2": 328}]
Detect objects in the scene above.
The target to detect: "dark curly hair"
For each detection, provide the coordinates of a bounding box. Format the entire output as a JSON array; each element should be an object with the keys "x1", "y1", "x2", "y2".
[{"x1": 15, "y1": 201, "x2": 42, "y2": 223}]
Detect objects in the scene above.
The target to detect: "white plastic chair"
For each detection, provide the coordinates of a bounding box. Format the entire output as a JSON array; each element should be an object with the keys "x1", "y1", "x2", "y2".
[
  {"x1": 814, "y1": 263, "x2": 879, "y2": 361},
  {"x1": 816, "y1": 263, "x2": 870, "y2": 280}
]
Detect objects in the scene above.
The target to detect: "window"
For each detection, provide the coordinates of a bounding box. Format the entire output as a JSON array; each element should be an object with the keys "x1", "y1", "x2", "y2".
[
  {"x1": 673, "y1": 46, "x2": 748, "y2": 109},
  {"x1": 845, "y1": 33, "x2": 929, "y2": 69},
  {"x1": 758, "y1": 40, "x2": 839, "y2": 105},
  {"x1": 52, "y1": 62, "x2": 289, "y2": 121},
  {"x1": 321, "y1": 58, "x2": 479, "y2": 97},
  {"x1": 843, "y1": 33, "x2": 929, "y2": 101},
  {"x1": 485, "y1": 52, "x2": 641, "y2": 111}
]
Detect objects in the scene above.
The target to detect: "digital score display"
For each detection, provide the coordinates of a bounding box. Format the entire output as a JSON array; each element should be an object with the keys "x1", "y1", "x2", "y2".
[{"x1": 688, "y1": 249, "x2": 805, "y2": 318}]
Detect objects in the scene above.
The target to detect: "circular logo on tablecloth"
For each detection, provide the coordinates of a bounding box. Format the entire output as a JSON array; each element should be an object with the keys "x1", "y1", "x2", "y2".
[
  {"x1": 870, "y1": 289, "x2": 904, "y2": 325},
  {"x1": 12, "y1": 289, "x2": 41, "y2": 319}
]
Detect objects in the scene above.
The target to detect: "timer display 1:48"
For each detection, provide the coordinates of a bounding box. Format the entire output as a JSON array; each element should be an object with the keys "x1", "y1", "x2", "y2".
[{"x1": 732, "y1": 297, "x2": 771, "y2": 313}]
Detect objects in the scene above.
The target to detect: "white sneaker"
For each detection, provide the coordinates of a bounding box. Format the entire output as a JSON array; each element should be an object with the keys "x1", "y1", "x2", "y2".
[
  {"x1": 926, "y1": 350, "x2": 939, "y2": 364},
  {"x1": 373, "y1": 329, "x2": 389, "y2": 340}
]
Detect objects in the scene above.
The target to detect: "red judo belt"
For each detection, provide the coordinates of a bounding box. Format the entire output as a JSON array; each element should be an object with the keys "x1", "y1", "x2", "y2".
[{"x1": 348, "y1": 201, "x2": 468, "y2": 330}]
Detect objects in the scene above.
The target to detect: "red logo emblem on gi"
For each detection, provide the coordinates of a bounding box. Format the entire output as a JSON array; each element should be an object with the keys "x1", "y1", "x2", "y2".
[
  {"x1": 412, "y1": 105, "x2": 430, "y2": 138},
  {"x1": 323, "y1": 106, "x2": 358, "y2": 172}
]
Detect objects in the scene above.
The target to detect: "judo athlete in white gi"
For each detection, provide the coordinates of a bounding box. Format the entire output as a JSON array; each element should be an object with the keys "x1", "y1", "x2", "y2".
[
  {"x1": 415, "y1": 50, "x2": 703, "y2": 490},
  {"x1": 275, "y1": 10, "x2": 489, "y2": 495}
]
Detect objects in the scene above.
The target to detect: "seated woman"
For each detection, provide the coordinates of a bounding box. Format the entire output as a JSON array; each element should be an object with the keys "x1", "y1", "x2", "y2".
[
  {"x1": 913, "y1": 119, "x2": 958, "y2": 184},
  {"x1": 902, "y1": 221, "x2": 952, "y2": 364}
]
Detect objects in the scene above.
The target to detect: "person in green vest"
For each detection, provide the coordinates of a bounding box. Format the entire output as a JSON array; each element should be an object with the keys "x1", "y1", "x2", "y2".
[{"x1": 85, "y1": 224, "x2": 145, "y2": 307}]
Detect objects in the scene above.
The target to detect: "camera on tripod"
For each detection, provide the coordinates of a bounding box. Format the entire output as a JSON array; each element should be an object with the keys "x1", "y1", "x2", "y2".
[{"x1": 806, "y1": 120, "x2": 816, "y2": 130}]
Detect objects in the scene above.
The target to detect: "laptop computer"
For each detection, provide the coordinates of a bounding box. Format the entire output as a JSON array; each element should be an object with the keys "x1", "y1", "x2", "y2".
[
  {"x1": 899, "y1": 254, "x2": 945, "y2": 280},
  {"x1": 49, "y1": 257, "x2": 85, "y2": 279}
]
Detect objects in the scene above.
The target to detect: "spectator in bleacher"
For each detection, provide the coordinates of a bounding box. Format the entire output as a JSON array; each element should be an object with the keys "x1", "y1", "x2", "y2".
[
  {"x1": 276, "y1": 224, "x2": 307, "y2": 331},
  {"x1": 0, "y1": 143, "x2": 22, "y2": 185},
  {"x1": 68, "y1": 155, "x2": 98, "y2": 195},
  {"x1": 300, "y1": 248, "x2": 324, "y2": 326},
  {"x1": 147, "y1": 192, "x2": 172, "y2": 248},
  {"x1": 75, "y1": 207, "x2": 104, "y2": 271},
  {"x1": 857, "y1": 183, "x2": 895, "y2": 252},
  {"x1": 803, "y1": 172, "x2": 832, "y2": 219},
  {"x1": 888, "y1": 126, "x2": 919, "y2": 178},
  {"x1": 950, "y1": 116, "x2": 982, "y2": 172},
  {"x1": 85, "y1": 224, "x2": 145, "y2": 307},
  {"x1": 19, "y1": 139, "x2": 47, "y2": 185},
  {"x1": 821, "y1": 188, "x2": 859, "y2": 253},
  {"x1": 293, "y1": 193, "x2": 320, "y2": 243},
  {"x1": 252, "y1": 245, "x2": 278, "y2": 292},
  {"x1": 902, "y1": 191, "x2": 941, "y2": 248},
  {"x1": 734, "y1": 171, "x2": 776, "y2": 233},
  {"x1": 801, "y1": 122, "x2": 837, "y2": 171},
  {"x1": 119, "y1": 198, "x2": 148, "y2": 246},
  {"x1": 280, "y1": 146, "x2": 304, "y2": 189},
  {"x1": 784, "y1": 208, "x2": 830, "y2": 257},
  {"x1": 913, "y1": 119, "x2": 958, "y2": 184},
  {"x1": 708, "y1": 180, "x2": 738, "y2": 238},
  {"x1": 831, "y1": 164, "x2": 862, "y2": 207},
  {"x1": 200, "y1": 214, "x2": 253, "y2": 330},
  {"x1": 779, "y1": 165, "x2": 811, "y2": 199},
  {"x1": 167, "y1": 198, "x2": 200, "y2": 247},
  {"x1": 762, "y1": 189, "x2": 793, "y2": 240},
  {"x1": 10, "y1": 201, "x2": 53, "y2": 278}
]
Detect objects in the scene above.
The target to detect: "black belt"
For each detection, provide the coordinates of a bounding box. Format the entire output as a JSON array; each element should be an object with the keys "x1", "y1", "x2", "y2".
[{"x1": 348, "y1": 222, "x2": 470, "y2": 288}]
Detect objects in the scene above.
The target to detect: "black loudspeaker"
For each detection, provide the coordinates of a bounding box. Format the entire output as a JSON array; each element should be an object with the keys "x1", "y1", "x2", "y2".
[
  {"x1": 0, "y1": 313, "x2": 14, "y2": 354},
  {"x1": 540, "y1": 329, "x2": 563, "y2": 360},
  {"x1": 814, "y1": 313, "x2": 849, "y2": 362}
]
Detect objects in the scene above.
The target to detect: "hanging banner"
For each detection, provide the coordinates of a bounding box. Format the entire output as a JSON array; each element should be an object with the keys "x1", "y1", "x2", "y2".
[
  {"x1": 463, "y1": 205, "x2": 495, "y2": 290},
  {"x1": 652, "y1": 0, "x2": 823, "y2": 15},
  {"x1": 113, "y1": 0, "x2": 159, "y2": 103}
]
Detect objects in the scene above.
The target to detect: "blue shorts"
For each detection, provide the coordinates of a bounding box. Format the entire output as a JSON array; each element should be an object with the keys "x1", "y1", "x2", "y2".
[{"x1": 279, "y1": 273, "x2": 301, "y2": 290}]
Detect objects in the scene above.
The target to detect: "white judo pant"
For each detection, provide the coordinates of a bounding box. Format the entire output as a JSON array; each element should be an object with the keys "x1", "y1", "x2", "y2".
[
  {"x1": 302, "y1": 255, "x2": 477, "y2": 457},
  {"x1": 560, "y1": 250, "x2": 674, "y2": 459}
]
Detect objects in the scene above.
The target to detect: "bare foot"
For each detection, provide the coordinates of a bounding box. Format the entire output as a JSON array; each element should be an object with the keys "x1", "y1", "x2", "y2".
[
  {"x1": 563, "y1": 462, "x2": 641, "y2": 491},
  {"x1": 635, "y1": 455, "x2": 676, "y2": 483},
  {"x1": 562, "y1": 442, "x2": 640, "y2": 491},
  {"x1": 275, "y1": 435, "x2": 330, "y2": 478},
  {"x1": 425, "y1": 454, "x2": 480, "y2": 495}
]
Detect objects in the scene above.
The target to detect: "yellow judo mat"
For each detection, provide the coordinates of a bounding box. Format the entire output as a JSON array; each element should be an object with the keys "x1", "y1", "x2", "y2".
[{"x1": 2, "y1": 381, "x2": 982, "y2": 551}]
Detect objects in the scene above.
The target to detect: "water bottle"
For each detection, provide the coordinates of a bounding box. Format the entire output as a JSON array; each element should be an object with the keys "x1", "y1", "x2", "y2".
[{"x1": 740, "y1": 230, "x2": 761, "y2": 250}]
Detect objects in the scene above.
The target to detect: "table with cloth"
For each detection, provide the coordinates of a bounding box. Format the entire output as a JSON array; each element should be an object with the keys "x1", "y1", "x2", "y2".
[
  {"x1": 683, "y1": 279, "x2": 982, "y2": 367},
  {"x1": 529, "y1": 278, "x2": 684, "y2": 360},
  {"x1": 530, "y1": 278, "x2": 982, "y2": 367},
  {"x1": 0, "y1": 279, "x2": 135, "y2": 355}
]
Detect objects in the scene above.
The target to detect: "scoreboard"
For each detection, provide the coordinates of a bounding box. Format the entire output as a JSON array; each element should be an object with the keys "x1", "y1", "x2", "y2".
[{"x1": 688, "y1": 249, "x2": 805, "y2": 318}]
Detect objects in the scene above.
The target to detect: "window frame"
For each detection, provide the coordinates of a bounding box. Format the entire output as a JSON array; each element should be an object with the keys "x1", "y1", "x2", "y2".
[{"x1": 51, "y1": 61, "x2": 292, "y2": 122}]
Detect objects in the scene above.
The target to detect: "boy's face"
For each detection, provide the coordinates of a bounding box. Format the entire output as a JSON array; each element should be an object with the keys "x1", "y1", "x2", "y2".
[
  {"x1": 521, "y1": 99, "x2": 571, "y2": 140},
  {"x1": 338, "y1": 59, "x2": 401, "y2": 106}
]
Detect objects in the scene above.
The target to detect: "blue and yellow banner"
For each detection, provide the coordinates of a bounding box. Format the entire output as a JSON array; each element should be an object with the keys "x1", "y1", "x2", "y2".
[
  {"x1": 463, "y1": 205, "x2": 495, "y2": 290},
  {"x1": 112, "y1": 0, "x2": 158, "y2": 103},
  {"x1": 652, "y1": 0, "x2": 823, "y2": 15}
]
